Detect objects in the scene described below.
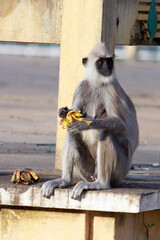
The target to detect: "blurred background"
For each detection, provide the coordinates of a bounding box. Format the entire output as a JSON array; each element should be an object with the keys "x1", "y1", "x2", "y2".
[{"x1": 0, "y1": 43, "x2": 160, "y2": 174}]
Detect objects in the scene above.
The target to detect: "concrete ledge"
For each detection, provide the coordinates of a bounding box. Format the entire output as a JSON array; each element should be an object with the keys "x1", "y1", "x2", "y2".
[
  {"x1": 1, "y1": 186, "x2": 160, "y2": 213},
  {"x1": 0, "y1": 168, "x2": 160, "y2": 213}
]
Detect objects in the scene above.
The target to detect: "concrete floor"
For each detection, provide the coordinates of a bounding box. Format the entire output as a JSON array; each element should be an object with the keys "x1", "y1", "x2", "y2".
[{"x1": 0, "y1": 56, "x2": 160, "y2": 174}]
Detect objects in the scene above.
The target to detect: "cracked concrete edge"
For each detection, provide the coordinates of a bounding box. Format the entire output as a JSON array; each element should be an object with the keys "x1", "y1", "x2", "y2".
[
  {"x1": 0, "y1": 185, "x2": 159, "y2": 213},
  {"x1": 140, "y1": 191, "x2": 160, "y2": 212}
]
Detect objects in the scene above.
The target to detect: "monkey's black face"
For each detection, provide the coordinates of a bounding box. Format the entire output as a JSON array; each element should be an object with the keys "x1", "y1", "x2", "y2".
[
  {"x1": 82, "y1": 56, "x2": 114, "y2": 77},
  {"x1": 95, "y1": 57, "x2": 114, "y2": 77}
]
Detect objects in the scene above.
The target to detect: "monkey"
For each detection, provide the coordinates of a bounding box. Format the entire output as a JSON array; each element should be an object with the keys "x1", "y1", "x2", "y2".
[{"x1": 41, "y1": 43, "x2": 139, "y2": 200}]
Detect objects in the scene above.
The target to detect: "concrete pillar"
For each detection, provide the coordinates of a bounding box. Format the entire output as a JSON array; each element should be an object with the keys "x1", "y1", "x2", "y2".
[{"x1": 55, "y1": 0, "x2": 104, "y2": 169}]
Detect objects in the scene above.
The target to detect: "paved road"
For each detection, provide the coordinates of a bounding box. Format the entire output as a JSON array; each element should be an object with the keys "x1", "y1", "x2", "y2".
[{"x1": 0, "y1": 56, "x2": 160, "y2": 174}]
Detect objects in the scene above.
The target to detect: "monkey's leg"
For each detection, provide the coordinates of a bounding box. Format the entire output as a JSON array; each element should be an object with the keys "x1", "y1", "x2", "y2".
[
  {"x1": 71, "y1": 132, "x2": 128, "y2": 200},
  {"x1": 41, "y1": 132, "x2": 95, "y2": 198},
  {"x1": 73, "y1": 134, "x2": 95, "y2": 182},
  {"x1": 41, "y1": 132, "x2": 75, "y2": 198}
]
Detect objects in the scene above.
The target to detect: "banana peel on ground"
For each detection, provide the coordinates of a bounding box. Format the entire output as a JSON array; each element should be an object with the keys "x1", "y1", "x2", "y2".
[
  {"x1": 60, "y1": 110, "x2": 92, "y2": 129},
  {"x1": 11, "y1": 169, "x2": 41, "y2": 185}
]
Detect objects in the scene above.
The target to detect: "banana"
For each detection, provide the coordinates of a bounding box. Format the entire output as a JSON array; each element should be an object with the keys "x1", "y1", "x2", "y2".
[
  {"x1": 16, "y1": 169, "x2": 21, "y2": 184},
  {"x1": 11, "y1": 169, "x2": 21, "y2": 184},
  {"x1": 11, "y1": 169, "x2": 40, "y2": 185},
  {"x1": 21, "y1": 171, "x2": 32, "y2": 184},
  {"x1": 24, "y1": 170, "x2": 39, "y2": 181},
  {"x1": 60, "y1": 110, "x2": 92, "y2": 129},
  {"x1": 10, "y1": 170, "x2": 17, "y2": 184},
  {"x1": 74, "y1": 181, "x2": 84, "y2": 188}
]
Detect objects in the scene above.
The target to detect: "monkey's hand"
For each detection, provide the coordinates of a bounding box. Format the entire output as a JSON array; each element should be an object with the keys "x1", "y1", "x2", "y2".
[
  {"x1": 68, "y1": 121, "x2": 90, "y2": 133},
  {"x1": 59, "y1": 107, "x2": 69, "y2": 118},
  {"x1": 71, "y1": 181, "x2": 110, "y2": 200},
  {"x1": 41, "y1": 178, "x2": 70, "y2": 198}
]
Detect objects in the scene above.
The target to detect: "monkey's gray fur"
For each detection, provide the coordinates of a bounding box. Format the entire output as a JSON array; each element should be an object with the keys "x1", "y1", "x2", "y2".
[{"x1": 41, "y1": 43, "x2": 139, "y2": 200}]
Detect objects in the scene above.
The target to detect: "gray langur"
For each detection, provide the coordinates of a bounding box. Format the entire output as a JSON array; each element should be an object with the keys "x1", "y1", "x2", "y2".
[{"x1": 41, "y1": 43, "x2": 139, "y2": 200}]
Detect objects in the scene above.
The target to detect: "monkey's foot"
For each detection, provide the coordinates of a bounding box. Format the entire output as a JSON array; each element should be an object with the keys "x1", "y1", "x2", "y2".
[
  {"x1": 71, "y1": 181, "x2": 110, "y2": 200},
  {"x1": 41, "y1": 178, "x2": 70, "y2": 198}
]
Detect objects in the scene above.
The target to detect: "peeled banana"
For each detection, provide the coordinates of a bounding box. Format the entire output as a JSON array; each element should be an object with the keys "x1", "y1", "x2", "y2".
[
  {"x1": 24, "y1": 169, "x2": 39, "y2": 181},
  {"x1": 11, "y1": 169, "x2": 41, "y2": 185},
  {"x1": 60, "y1": 110, "x2": 92, "y2": 129}
]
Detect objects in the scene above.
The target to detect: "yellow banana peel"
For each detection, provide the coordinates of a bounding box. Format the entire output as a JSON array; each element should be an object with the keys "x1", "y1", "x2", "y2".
[
  {"x1": 24, "y1": 169, "x2": 39, "y2": 180},
  {"x1": 11, "y1": 169, "x2": 41, "y2": 185},
  {"x1": 60, "y1": 110, "x2": 92, "y2": 129},
  {"x1": 74, "y1": 181, "x2": 84, "y2": 188}
]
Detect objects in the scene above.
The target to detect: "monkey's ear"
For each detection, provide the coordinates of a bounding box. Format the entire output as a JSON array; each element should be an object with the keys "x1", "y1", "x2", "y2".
[
  {"x1": 82, "y1": 57, "x2": 88, "y2": 66},
  {"x1": 107, "y1": 54, "x2": 115, "y2": 59}
]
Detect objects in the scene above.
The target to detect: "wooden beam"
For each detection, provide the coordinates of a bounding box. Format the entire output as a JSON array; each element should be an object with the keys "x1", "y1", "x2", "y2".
[
  {"x1": 117, "y1": 0, "x2": 139, "y2": 45},
  {"x1": 101, "y1": 0, "x2": 118, "y2": 52},
  {"x1": 102, "y1": 0, "x2": 139, "y2": 47},
  {"x1": 139, "y1": 5, "x2": 160, "y2": 12},
  {"x1": 139, "y1": 0, "x2": 160, "y2": 3},
  {"x1": 0, "y1": 0, "x2": 62, "y2": 43},
  {"x1": 155, "y1": 32, "x2": 160, "y2": 37},
  {"x1": 138, "y1": 13, "x2": 160, "y2": 20},
  {"x1": 144, "y1": 22, "x2": 160, "y2": 29}
]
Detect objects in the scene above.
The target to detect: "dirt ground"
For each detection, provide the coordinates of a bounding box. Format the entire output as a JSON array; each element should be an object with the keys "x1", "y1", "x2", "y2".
[{"x1": 0, "y1": 56, "x2": 160, "y2": 174}]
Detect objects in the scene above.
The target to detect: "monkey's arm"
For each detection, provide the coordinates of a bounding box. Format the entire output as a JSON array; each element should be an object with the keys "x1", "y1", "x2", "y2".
[
  {"x1": 89, "y1": 116, "x2": 126, "y2": 134},
  {"x1": 71, "y1": 80, "x2": 90, "y2": 111},
  {"x1": 68, "y1": 116, "x2": 126, "y2": 135}
]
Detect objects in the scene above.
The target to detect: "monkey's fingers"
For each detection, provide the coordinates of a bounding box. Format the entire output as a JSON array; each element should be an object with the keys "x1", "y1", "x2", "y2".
[
  {"x1": 68, "y1": 122, "x2": 90, "y2": 133},
  {"x1": 67, "y1": 123, "x2": 80, "y2": 133},
  {"x1": 41, "y1": 178, "x2": 70, "y2": 198},
  {"x1": 41, "y1": 179, "x2": 61, "y2": 198},
  {"x1": 71, "y1": 181, "x2": 106, "y2": 200},
  {"x1": 58, "y1": 106, "x2": 69, "y2": 118}
]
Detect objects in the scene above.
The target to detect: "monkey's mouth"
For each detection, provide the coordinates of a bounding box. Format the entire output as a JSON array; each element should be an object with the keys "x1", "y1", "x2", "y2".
[{"x1": 100, "y1": 70, "x2": 111, "y2": 77}]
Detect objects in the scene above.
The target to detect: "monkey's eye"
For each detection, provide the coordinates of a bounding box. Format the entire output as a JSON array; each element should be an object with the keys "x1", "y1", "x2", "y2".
[{"x1": 97, "y1": 59, "x2": 103, "y2": 66}]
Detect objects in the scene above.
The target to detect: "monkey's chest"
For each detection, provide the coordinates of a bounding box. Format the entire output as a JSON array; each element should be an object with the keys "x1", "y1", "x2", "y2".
[
  {"x1": 81, "y1": 129, "x2": 100, "y2": 160},
  {"x1": 82, "y1": 100, "x2": 108, "y2": 160},
  {"x1": 83, "y1": 88, "x2": 109, "y2": 118},
  {"x1": 84, "y1": 102, "x2": 107, "y2": 119},
  {"x1": 95, "y1": 103, "x2": 107, "y2": 118}
]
